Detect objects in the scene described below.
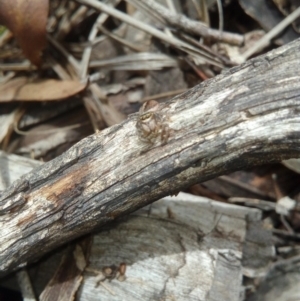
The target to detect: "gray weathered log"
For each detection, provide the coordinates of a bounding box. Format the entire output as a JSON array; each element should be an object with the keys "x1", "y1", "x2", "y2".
[
  {"x1": 0, "y1": 152, "x2": 273, "y2": 301},
  {"x1": 1, "y1": 187, "x2": 271, "y2": 301},
  {"x1": 0, "y1": 151, "x2": 274, "y2": 300},
  {"x1": 75, "y1": 194, "x2": 262, "y2": 301},
  {"x1": 1, "y1": 38, "x2": 300, "y2": 276}
]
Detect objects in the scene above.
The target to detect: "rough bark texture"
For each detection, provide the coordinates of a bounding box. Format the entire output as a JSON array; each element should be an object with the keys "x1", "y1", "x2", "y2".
[
  {"x1": 1, "y1": 38, "x2": 300, "y2": 275},
  {"x1": 75, "y1": 194, "x2": 262, "y2": 301},
  {"x1": 1, "y1": 190, "x2": 272, "y2": 301}
]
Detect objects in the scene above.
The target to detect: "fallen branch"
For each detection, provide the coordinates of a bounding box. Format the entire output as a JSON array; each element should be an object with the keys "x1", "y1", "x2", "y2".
[{"x1": 1, "y1": 38, "x2": 300, "y2": 276}]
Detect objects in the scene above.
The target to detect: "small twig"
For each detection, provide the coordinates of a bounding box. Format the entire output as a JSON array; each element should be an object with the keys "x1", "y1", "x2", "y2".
[
  {"x1": 242, "y1": 6, "x2": 300, "y2": 60},
  {"x1": 126, "y1": 0, "x2": 244, "y2": 46},
  {"x1": 270, "y1": 254, "x2": 300, "y2": 271},
  {"x1": 166, "y1": 0, "x2": 177, "y2": 14},
  {"x1": 140, "y1": 88, "x2": 187, "y2": 103},
  {"x1": 56, "y1": 5, "x2": 89, "y2": 40},
  {"x1": 47, "y1": 56, "x2": 72, "y2": 80},
  {"x1": 89, "y1": 52, "x2": 179, "y2": 70},
  {"x1": 16, "y1": 269, "x2": 37, "y2": 301},
  {"x1": 228, "y1": 197, "x2": 276, "y2": 211},
  {"x1": 80, "y1": 13, "x2": 105, "y2": 79},
  {"x1": 85, "y1": 267, "x2": 117, "y2": 295},
  {"x1": 216, "y1": 0, "x2": 224, "y2": 32},
  {"x1": 127, "y1": 0, "x2": 166, "y2": 25},
  {"x1": 48, "y1": 34, "x2": 105, "y2": 130},
  {"x1": 280, "y1": 214, "x2": 294, "y2": 234},
  {"x1": 0, "y1": 29, "x2": 13, "y2": 47},
  {"x1": 177, "y1": 32, "x2": 232, "y2": 66},
  {"x1": 197, "y1": 0, "x2": 210, "y2": 25},
  {"x1": 99, "y1": 281, "x2": 116, "y2": 296},
  {"x1": 0, "y1": 71, "x2": 16, "y2": 84},
  {"x1": 75, "y1": 0, "x2": 225, "y2": 67},
  {"x1": 47, "y1": 34, "x2": 80, "y2": 74},
  {"x1": 98, "y1": 25, "x2": 145, "y2": 52},
  {"x1": 2, "y1": 107, "x2": 25, "y2": 151},
  {"x1": 184, "y1": 57, "x2": 210, "y2": 80},
  {"x1": 272, "y1": 228, "x2": 300, "y2": 239},
  {"x1": 79, "y1": 0, "x2": 120, "y2": 79},
  {"x1": 0, "y1": 62, "x2": 38, "y2": 71},
  {"x1": 14, "y1": 122, "x2": 90, "y2": 136}
]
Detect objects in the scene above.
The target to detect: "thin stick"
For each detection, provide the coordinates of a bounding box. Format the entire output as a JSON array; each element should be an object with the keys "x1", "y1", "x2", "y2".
[
  {"x1": 126, "y1": 0, "x2": 243, "y2": 46},
  {"x1": 16, "y1": 269, "x2": 37, "y2": 301},
  {"x1": 140, "y1": 88, "x2": 187, "y2": 102},
  {"x1": 216, "y1": 0, "x2": 224, "y2": 32},
  {"x1": 98, "y1": 25, "x2": 145, "y2": 52},
  {"x1": 76, "y1": 0, "x2": 224, "y2": 67},
  {"x1": 47, "y1": 34, "x2": 80, "y2": 73},
  {"x1": 242, "y1": 6, "x2": 300, "y2": 60},
  {"x1": 166, "y1": 0, "x2": 177, "y2": 14},
  {"x1": 79, "y1": 0, "x2": 122, "y2": 79}
]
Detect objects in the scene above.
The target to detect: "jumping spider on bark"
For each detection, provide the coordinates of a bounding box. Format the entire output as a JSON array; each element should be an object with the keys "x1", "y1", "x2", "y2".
[{"x1": 136, "y1": 100, "x2": 170, "y2": 145}]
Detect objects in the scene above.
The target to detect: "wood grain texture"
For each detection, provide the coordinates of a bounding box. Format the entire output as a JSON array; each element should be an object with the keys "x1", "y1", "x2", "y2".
[
  {"x1": 1, "y1": 190, "x2": 270, "y2": 301},
  {"x1": 76, "y1": 193, "x2": 260, "y2": 301},
  {"x1": 1, "y1": 38, "x2": 300, "y2": 275}
]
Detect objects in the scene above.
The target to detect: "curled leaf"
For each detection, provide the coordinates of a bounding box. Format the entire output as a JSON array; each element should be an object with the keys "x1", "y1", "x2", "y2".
[{"x1": 0, "y1": 0, "x2": 49, "y2": 66}]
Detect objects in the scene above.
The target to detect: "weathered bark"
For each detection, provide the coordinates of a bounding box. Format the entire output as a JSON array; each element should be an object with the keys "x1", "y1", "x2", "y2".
[
  {"x1": 0, "y1": 152, "x2": 273, "y2": 301},
  {"x1": 1, "y1": 190, "x2": 272, "y2": 301},
  {"x1": 1, "y1": 38, "x2": 300, "y2": 275},
  {"x1": 75, "y1": 194, "x2": 265, "y2": 301}
]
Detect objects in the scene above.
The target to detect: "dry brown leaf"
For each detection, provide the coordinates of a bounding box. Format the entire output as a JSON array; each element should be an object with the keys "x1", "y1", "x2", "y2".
[
  {"x1": 0, "y1": 77, "x2": 86, "y2": 101},
  {"x1": 0, "y1": 0, "x2": 49, "y2": 66}
]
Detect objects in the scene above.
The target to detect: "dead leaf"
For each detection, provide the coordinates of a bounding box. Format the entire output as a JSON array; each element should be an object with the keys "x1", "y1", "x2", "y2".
[
  {"x1": 283, "y1": 159, "x2": 300, "y2": 174},
  {"x1": 0, "y1": 0, "x2": 49, "y2": 66},
  {"x1": 0, "y1": 77, "x2": 86, "y2": 101}
]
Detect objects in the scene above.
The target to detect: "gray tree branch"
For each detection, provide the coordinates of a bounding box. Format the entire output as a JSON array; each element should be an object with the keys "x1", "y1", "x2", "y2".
[{"x1": 1, "y1": 38, "x2": 300, "y2": 276}]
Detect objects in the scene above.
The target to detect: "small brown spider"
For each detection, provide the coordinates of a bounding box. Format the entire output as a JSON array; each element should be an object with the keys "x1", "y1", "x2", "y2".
[{"x1": 136, "y1": 100, "x2": 169, "y2": 145}]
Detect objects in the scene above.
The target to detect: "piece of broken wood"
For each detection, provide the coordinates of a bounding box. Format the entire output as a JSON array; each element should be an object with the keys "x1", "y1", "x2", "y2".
[
  {"x1": 0, "y1": 152, "x2": 273, "y2": 301},
  {"x1": 0, "y1": 38, "x2": 300, "y2": 276}
]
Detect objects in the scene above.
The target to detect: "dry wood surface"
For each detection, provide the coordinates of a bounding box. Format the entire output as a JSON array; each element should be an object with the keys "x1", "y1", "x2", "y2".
[{"x1": 0, "y1": 38, "x2": 300, "y2": 277}]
